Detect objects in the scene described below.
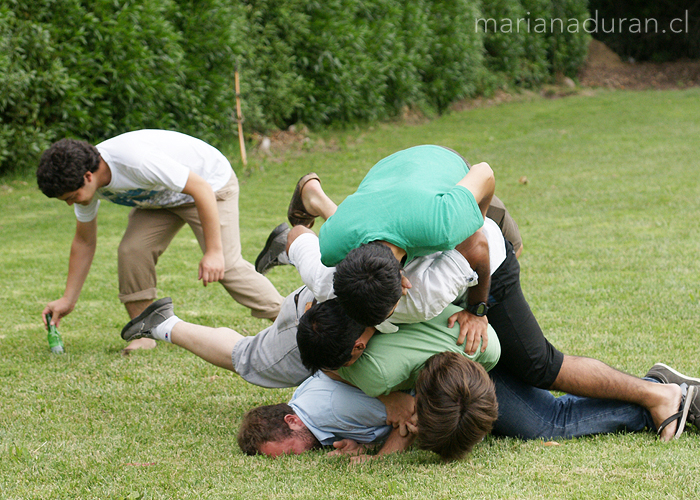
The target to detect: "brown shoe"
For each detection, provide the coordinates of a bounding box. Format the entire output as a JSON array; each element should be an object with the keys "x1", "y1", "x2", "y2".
[{"x1": 288, "y1": 173, "x2": 320, "y2": 228}]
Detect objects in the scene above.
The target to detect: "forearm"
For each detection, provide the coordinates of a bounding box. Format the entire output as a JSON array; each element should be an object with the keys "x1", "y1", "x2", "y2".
[
  {"x1": 184, "y1": 174, "x2": 222, "y2": 254},
  {"x1": 455, "y1": 230, "x2": 490, "y2": 306},
  {"x1": 458, "y1": 162, "x2": 494, "y2": 219},
  {"x1": 376, "y1": 428, "x2": 416, "y2": 456},
  {"x1": 63, "y1": 221, "x2": 97, "y2": 304},
  {"x1": 195, "y1": 197, "x2": 223, "y2": 254}
]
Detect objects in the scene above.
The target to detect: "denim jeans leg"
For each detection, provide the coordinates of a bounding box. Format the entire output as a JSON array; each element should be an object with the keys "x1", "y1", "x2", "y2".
[{"x1": 490, "y1": 366, "x2": 656, "y2": 439}]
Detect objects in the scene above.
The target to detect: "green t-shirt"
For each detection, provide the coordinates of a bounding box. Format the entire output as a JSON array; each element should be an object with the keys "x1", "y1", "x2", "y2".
[
  {"x1": 337, "y1": 304, "x2": 501, "y2": 397},
  {"x1": 318, "y1": 145, "x2": 483, "y2": 266}
]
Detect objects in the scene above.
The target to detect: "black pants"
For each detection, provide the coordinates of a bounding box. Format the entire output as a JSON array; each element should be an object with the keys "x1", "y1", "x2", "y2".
[{"x1": 486, "y1": 240, "x2": 564, "y2": 389}]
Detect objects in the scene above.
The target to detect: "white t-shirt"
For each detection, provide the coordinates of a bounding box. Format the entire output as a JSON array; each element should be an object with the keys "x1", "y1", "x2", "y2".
[
  {"x1": 75, "y1": 130, "x2": 232, "y2": 222},
  {"x1": 288, "y1": 220, "x2": 507, "y2": 333}
]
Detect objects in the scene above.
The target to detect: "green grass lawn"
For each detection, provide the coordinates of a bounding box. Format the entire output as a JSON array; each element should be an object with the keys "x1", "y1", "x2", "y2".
[{"x1": 1, "y1": 88, "x2": 700, "y2": 499}]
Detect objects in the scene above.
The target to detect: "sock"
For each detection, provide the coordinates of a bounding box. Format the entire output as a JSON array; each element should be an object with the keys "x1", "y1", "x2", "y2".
[
  {"x1": 278, "y1": 252, "x2": 290, "y2": 265},
  {"x1": 152, "y1": 315, "x2": 181, "y2": 343}
]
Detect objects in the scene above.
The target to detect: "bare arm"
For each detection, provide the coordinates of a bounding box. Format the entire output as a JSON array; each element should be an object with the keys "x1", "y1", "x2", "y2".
[
  {"x1": 377, "y1": 392, "x2": 417, "y2": 437},
  {"x1": 181, "y1": 171, "x2": 224, "y2": 286},
  {"x1": 449, "y1": 229, "x2": 490, "y2": 354},
  {"x1": 457, "y1": 162, "x2": 495, "y2": 219},
  {"x1": 347, "y1": 428, "x2": 417, "y2": 464},
  {"x1": 375, "y1": 427, "x2": 416, "y2": 457},
  {"x1": 42, "y1": 219, "x2": 97, "y2": 327}
]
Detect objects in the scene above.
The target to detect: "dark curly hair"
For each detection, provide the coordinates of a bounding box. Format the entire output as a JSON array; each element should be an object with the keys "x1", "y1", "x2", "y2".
[
  {"x1": 37, "y1": 138, "x2": 101, "y2": 198},
  {"x1": 333, "y1": 242, "x2": 403, "y2": 326}
]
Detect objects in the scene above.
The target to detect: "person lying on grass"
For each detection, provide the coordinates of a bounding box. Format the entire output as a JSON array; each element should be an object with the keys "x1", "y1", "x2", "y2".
[
  {"x1": 120, "y1": 298, "x2": 699, "y2": 460},
  {"x1": 237, "y1": 353, "x2": 698, "y2": 462}
]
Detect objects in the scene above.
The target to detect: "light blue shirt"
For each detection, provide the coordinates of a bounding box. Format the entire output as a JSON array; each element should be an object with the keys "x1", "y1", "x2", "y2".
[{"x1": 290, "y1": 372, "x2": 392, "y2": 446}]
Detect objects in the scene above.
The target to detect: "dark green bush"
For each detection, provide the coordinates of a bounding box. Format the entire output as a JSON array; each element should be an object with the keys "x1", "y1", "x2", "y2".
[
  {"x1": 1, "y1": 0, "x2": 592, "y2": 176},
  {"x1": 421, "y1": 0, "x2": 484, "y2": 111},
  {"x1": 479, "y1": 0, "x2": 589, "y2": 87},
  {"x1": 588, "y1": 0, "x2": 700, "y2": 61},
  {"x1": 238, "y1": 0, "x2": 312, "y2": 131},
  {"x1": 548, "y1": 0, "x2": 590, "y2": 76}
]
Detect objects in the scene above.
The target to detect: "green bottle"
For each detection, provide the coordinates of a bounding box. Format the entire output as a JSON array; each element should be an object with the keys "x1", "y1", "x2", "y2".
[{"x1": 46, "y1": 314, "x2": 65, "y2": 354}]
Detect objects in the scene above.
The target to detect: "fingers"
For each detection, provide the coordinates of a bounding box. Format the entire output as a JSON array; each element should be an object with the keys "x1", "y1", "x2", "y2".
[
  {"x1": 405, "y1": 420, "x2": 418, "y2": 435},
  {"x1": 464, "y1": 328, "x2": 478, "y2": 355},
  {"x1": 451, "y1": 312, "x2": 469, "y2": 345},
  {"x1": 198, "y1": 263, "x2": 225, "y2": 287},
  {"x1": 41, "y1": 307, "x2": 51, "y2": 328},
  {"x1": 447, "y1": 312, "x2": 458, "y2": 329},
  {"x1": 328, "y1": 440, "x2": 347, "y2": 456},
  {"x1": 480, "y1": 327, "x2": 489, "y2": 352},
  {"x1": 457, "y1": 325, "x2": 468, "y2": 346},
  {"x1": 333, "y1": 439, "x2": 348, "y2": 449}
]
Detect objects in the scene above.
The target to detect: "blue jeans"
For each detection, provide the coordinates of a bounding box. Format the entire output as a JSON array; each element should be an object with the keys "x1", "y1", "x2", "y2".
[{"x1": 490, "y1": 367, "x2": 657, "y2": 439}]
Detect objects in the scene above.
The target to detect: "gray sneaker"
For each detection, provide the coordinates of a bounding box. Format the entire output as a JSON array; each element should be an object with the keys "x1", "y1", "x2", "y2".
[
  {"x1": 121, "y1": 297, "x2": 173, "y2": 341},
  {"x1": 645, "y1": 363, "x2": 700, "y2": 386},
  {"x1": 255, "y1": 223, "x2": 291, "y2": 275}
]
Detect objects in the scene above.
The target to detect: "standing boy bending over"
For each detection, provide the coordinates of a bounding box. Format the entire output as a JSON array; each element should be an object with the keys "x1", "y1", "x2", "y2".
[{"x1": 37, "y1": 130, "x2": 283, "y2": 352}]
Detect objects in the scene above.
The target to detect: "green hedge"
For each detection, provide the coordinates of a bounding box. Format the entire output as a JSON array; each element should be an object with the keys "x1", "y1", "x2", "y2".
[
  {"x1": 1, "y1": 0, "x2": 590, "y2": 176},
  {"x1": 480, "y1": 0, "x2": 590, "y2": 87}
]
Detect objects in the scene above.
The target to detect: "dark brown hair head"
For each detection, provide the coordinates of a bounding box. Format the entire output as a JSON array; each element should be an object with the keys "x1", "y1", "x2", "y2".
[{"x1": 415, "y1": 352, "x2": 498, "y2": 461}]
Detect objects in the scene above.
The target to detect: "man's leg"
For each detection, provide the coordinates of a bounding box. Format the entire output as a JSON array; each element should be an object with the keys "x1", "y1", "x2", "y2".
[
  {"x1": 175, "y1": 177, "x2": 284, "y2": 320},
  {"x1": 118, "y1": 207, "x2": 185, "y2": 353},
  {"x1": 295, "y1": 176, "x2": 337, "y2": 222},
  {"x1": 490, "y1": 367, "x2": 657, "y2": 439},
  {"x1": 170, "y1": 321, "x2": 241, "y2": 371},
  {"x1": 122, "y1": 287, "x2": 315, "y2": 388},
  {"x1": 488, "y1": 251, "x2": 683, "y2": 441},
  {"x1": 551, "y1": 356, "x2": 682, "y2": 441}
]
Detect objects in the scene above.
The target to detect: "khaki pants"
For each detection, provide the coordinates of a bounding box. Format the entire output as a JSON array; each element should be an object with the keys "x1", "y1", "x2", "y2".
[{"x1": 117, "y1": 175, "x2": 283, "y2": 319}]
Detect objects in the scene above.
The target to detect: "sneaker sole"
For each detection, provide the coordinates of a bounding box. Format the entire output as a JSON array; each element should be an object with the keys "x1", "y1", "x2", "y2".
[
  {"x1": 121, "y1": 297, "x2": 173, "y2": 340},
  {"x1": 650, "y1": 363, "x2": 700, "y2": 385},
  {"x1": 255, "y1": 223, "x2": 289, "y2": 274}
]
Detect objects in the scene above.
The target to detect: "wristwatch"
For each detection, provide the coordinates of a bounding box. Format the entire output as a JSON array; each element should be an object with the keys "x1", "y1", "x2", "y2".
[{"x1": 466, "y1": 302, "x2": 489, "y2": 317}]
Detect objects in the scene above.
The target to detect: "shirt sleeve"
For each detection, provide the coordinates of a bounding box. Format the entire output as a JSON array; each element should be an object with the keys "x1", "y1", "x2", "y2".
[
  {"x1": 390, "y1": 250, "x2": 478, "y2": 325},
  {"x1": 74, "y1": 197, "x2": 100, "y2": 222},
  {"x1": 417, "y1": 185, "x2": 484, "y2": 256},
  {"x1": 291, "y1": 373, "x2": 391, "y2": 445},
  {"x1": 288, "y1": 233, "x2": 336, "y2": 302}
]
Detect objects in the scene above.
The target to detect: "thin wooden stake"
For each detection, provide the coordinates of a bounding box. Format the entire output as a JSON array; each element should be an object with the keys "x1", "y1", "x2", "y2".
[{"x1": 234, "y1": 64, "x2": 247, "y2": 166}]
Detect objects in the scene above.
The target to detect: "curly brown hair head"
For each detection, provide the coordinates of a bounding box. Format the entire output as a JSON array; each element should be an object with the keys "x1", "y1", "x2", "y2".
[
  {"x1": 37, "y1": 138, "x2": 101, "y2": 198},
  {"x1": 415, "y1": 352, "x2": 498, "y2": 461}
]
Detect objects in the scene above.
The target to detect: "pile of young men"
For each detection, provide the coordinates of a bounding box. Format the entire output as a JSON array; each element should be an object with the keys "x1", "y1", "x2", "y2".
[{"x1": 40, "y1": 136, "x2": 699, "y2": 460}]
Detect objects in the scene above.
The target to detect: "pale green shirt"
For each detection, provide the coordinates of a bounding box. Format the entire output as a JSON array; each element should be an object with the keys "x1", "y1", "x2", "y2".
[{"x1": 337, "y1": 304, "x2": 500, "y2": 397}]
